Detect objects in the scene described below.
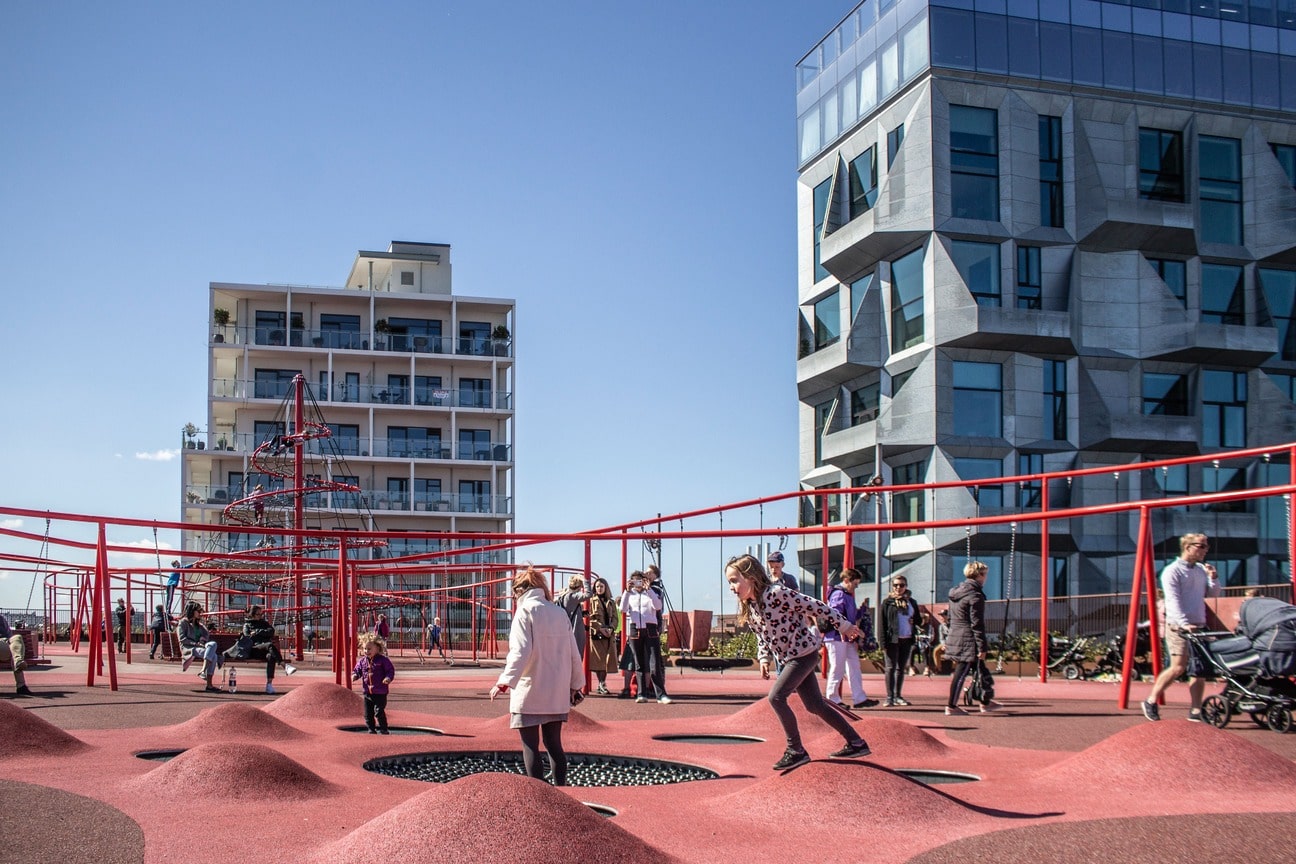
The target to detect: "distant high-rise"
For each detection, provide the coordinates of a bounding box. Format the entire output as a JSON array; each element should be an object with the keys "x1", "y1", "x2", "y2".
[{"x1": 795, "y1": 1, "x2": 1296, "y2": 604}]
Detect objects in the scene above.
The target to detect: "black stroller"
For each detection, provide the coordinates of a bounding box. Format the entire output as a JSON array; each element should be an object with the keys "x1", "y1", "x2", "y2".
[{"x1": 1185, "y1": 597, "x2": 1296, "y2": 733}]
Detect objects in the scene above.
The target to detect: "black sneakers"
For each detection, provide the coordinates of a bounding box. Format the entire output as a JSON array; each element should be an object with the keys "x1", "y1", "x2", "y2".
[
  {"x1": 830, "y1": 740, "x2": 872, "y2": 759},
  {"x1": 772, "y1": 748, "x2": 811, "y2": 770},
  {"x1": 1141, "y1": 700, "x2": 1161, "y2": 721}
]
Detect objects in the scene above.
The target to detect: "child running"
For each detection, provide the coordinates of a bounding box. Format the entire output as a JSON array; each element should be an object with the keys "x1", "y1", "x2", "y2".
[
  {"x1": 352, "y1": 633, "x2": 396, "y2": 734},
  {"x1": 725, "y1": 553, "x2": 872, "y2": 770}
]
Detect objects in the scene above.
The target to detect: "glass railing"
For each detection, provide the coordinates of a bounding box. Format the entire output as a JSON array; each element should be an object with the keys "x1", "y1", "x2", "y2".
[
  {"x1": 184, "y1": 427, "x2": 512, "y2": 463},
  {"x1": 213, "y1": 325, "x2": 511, "y2": 358},
  {"x1": 213, "y1": 378, "x2": 512, "y2": 411},
  {"x1": 185, "y1": 484, "x2": 513, "y2": 516}
]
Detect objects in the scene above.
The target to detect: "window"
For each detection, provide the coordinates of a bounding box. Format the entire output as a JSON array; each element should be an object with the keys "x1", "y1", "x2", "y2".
[
  {"x1": 891, "y1": 368, "x2": 915, "y2": 395},
  {"x1": 1138, "y1": 128, "x2": 1185, "y2": 202},
  {"x1": 1269, "y1": 372, "x2": 1296, "y2": 401},
  {"x1": 850, "y1": 273, "x2": 873, "y2": 324},
  {"x1": 319, "y1": 313, "x2": 362, "y2": 349},
  {"x1": 253, "y1": 368, "x2": 299, "y2": 400},
  {"x1": 1212, "y1": 559, "x2": 1248, "y2": 588},
  {"x1": 1143, "y1": 372, "x2": 1190, "y2": 415},
  {"x1": 887, "y1": 124, "x2": 904, "y2": 169},
  {"x1": 1202, "y1": 465, "x2": 1247, "y2": 513},
  {"x1": 813, "y1": 291, "x2": 841, "y2": 350},
  {"x1": 459, "y1": 377, "x2": 492, "y2": 409},
  {"x1": 951, "y1": 240, "x2": 1001, "y2": 307},
  {"x1": 954, "y1": 457, "x2": 1004, "y2": 508},
  {"x1": 807, "y1": 483, "x2": 843, "y2": 525},
  {"x1": 388, "y1": 427, "x2": 441, "y2": 458},
  {"x1": 1044, "y1": 359, "x2": 1067, "y2": 440},
  {"x1": 1201, "y1": 263, "x2": 1244, "y2": 325},
  {"x1": 890, "y1": 247, "x2": 925, "y2": 351},
  {"x1": 1017, "y1": 246, "x2": 1041, "y2": 310},
  {"x1": 414, "y1": 375, "x2": 445, "y2": 406},
  {"x1": 1148, "y1": 463, "x2": 1189, "y2": 500},
  {"x1": 325, "y1": 423, "x2": 360, "y2": 456},
  {"x1": 1149, "y1": 258, "x2": 1187, "y2": 306},
  {"x1": 386, "y1": 477, "x2": 409, "y2": 510},
  {"x1": 1259, "y1": 268, "x2": 1296, "y2": 361},
  {"x1": 414, "y1": 478, "x2": 442, "y2": 510},
  {"x1": 1200, "y1": 136, "x2": 1242, "y2": 245},
  {"x1": 1274, "y1": 144, "x2": 1296, "y2": 189},
  {"x1": 850, "y1": 382, "x2": 880, "y2": 425},
  {"x1": 458, "y1": 429, "x2": 492, "y2": 460},
  {"x1": 950, "y1": 106, "x2": 999, "y2": 220},
  {"x1": 891, "y1": 460, "x2": 925, "y2": 536},
  {"x1": 389, "y1": 317, "x2": 442, "y2": 352},
  {"x1": 458, "y1": 321, "x2": 491, "y2": 355},
  {"x1": 848, "y1": 146, "x2": 878, "y2": 219},
  {"x1": 1018, "y1": 452, "x2": 1043, "y2": 507},
  {"x1": 813, "y1": 177, "x2": 833, "y2": 283},
  {"x1": 255, "y1": 310, "x2": 286, "y2": 346},
  {"x1": 386, "y1": 374, "x2": 409, "y2": 405},
  {"x1": 458, "y1": 479, "x2": 491, "y2": 513},
  {"x1": 252, "y1": 421, "x2": 285, "y2": 449},
  {"x1": 814, "y1": 399, "x2": 836, "y2": 465},
  {"x1": 333, "y1": 475, "x2": 359, "y2": 510},
  {"x1": 1202, "y1": 369, "x2": 1247, "y2": 448},
  {"x1": 1039, "y1": 116, "x2": 1063, "y2": 227},
  {"x1": 400, "y1": 270, "x2": 414, "y2": 286},
  {"x1": 953, "y1": 361, "x2": 1002, "y2": 437},
  {"x1": 1051, "y1": 556, "x2": 1069, "y2": 597}
]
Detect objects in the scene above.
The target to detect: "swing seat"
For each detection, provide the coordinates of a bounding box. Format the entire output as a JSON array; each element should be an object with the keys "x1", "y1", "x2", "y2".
[{"x1": 672, "y1": 656, "x2": 753, "y2": 672}]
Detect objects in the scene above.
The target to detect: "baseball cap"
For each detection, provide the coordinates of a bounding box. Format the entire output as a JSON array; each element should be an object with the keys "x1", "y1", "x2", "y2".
[{"x1": 767, "y1": 551, "x2": 785, "y2": 563}]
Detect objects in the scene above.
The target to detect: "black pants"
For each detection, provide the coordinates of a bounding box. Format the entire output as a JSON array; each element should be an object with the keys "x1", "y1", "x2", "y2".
[
  {"x1": 519, "y1": 720, "x2": 567, "y2": 785},
  {"x1": 149, "y1": 628, "x2": 163, "y2": 658},
  {"x1": 949, "y1": 660, "x2": 991, "y2": 707},
  {"x1": 255, "y1": 643, "x2": 282, "y2": 681},
  {"x1": 631, "y1": 634, "x2": 666, "y2": 698},
  {"x1": 364, "y1": 693, "x2": 389, "y2": 731},
  {"x1": 767, "y1": 652, "x2": 864, "y2": 752},
  {"x1": 883, "y1": 638, "x2": 915, "y2": 699}
]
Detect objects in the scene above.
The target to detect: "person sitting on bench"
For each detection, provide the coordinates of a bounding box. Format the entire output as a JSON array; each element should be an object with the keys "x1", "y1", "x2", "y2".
[
  {"x1": 223, "y1": 604, "x2": 297, "y2": 694},
  {"x1": 0, "y1": 613, "x2": 32, "y2": 696},
  {"x1": 177, "y1": 603, "x2": 222, "y2": 693}
]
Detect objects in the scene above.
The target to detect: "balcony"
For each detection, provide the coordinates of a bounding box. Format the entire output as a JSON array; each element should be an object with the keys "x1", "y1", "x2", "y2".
[
  {"x1": 212, "y1": 325, "x2": 513, "y2": 359},
  {"x1": 184, "y1": 484, "x2": 513, "y2": 517},
  {"x1": 182, "y1": 430, "x2": 512, "y2": 463},
  {"x1": 212, "y1": 378, "x2": 513, "y2": 410}
]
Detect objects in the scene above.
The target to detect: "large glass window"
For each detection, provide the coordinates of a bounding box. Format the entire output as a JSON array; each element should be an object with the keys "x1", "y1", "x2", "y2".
[
  {"x1": 848, "y1": 146, "x2": 878, "y2": 220},
  {"x1": 1018, "y1": 452, "x2": 1043, "y2": 508},
  {"x1": 850, "y1": 273, "x2": 873, "y2": 324},
  {"x1": 319, "y1": 313, "x2": 362, "y2": 349},
  {"x1": 950, "y1": 106, "x2": 999, "y2": 220},
  {"x1": 325, "y1": 423, "x2": 360, "y2": 456},
  {"x1": 1259, "y1": 268, "x2": 1296, "y2": 361},
  {"x1": 813, "y1": 177, "x2": 833, "y2": 283},
  {"x1": 1138, "y1": 128, "x2": 1185, "y2": 202},
  {"x1": 414, "y1": 375, "x2": 445, "y2": 406},
  {"x1": 1017, "y1": 246, "x2": 1041, "y2": 310},
  {"x1": 1143, "y1": 373, "x2": 1190, "y2": 415},
  {"x1": 814, "y1": 399, "x2": 836, "y2": 465},
  {"x1": 1149, "y1": 257, "x2": 1187, "y2": 305},
  {"x1": 1039, "y1": 116, "x2": 1063, "y2": 227},
  {"x1": 951, "y1": 240, "x2": 1001, "y2": 307},
  {"x1": 458, "y1": 321, "x2": 491, "y2": 355},
  {"x1": 388, "y1": 426, "x2": 441, "y2": 458},
  {"x1": 891, "y1": 460, "x2": 925, "y2": 537},
  {"x1": 813, "y1": 291, "x2": 841, "y2": 350},
  {"x1": 254, "y1": 311, "x2": 286, "y2": 346},
  {"x1": 1044, "y1": 359, "x2": 1066, "y2": 440},
  {"x1": 1202, "y1": 465, "x2": 1248, "y2": 513},
  {"x1": 1274, "y1": 143, "x2": 1296, "y2": 189},
  {"x1": 851, "y1": 382, "x2": 880, "y2": 425},
  {"x1": 253, "y1": 368, "x2": 299, "y2": 400},
  {"x1": 1202, "y1": 369, "x2": 1247, "y2": 448},
  {"x1": 890, "y1": 247, "x2": 925, "y2": 352},
  {"x1": 458, "y1": 377, "x2": 492, "y2": 409},
  {"x1": 457, "y1": 428, "x2": 492, "y2": 460},
  {"x1": 388, "y1": 317, "x2": 442, "y2": 352},
  {"x1": 1051, "y1": 556, "x2": 1069, "y2": 598},
  {"x1": 954, "y1": 457, "x2": 1004, "y2": 508},
  {"x1": 953, "y1": 361, "x2": 1002, "y2": 437},
  {"x1": 1200, "y1": 135, "x2": 1242, "y2": 245},
  {"x1": 887, "y1": 124, "x2": 905, "y2": 169},
  {"x1": 1201, "y1": 263, "x2": 1244, "y2": 325}
]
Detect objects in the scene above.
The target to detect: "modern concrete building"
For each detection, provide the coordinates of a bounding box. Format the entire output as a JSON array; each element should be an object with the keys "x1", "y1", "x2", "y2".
[
  {"x1": 794, "y1": 0, "x2": 1296, "y2": 606},
  {"x1": 180, "y1": 241, "x2": 515, "y2": 619}
]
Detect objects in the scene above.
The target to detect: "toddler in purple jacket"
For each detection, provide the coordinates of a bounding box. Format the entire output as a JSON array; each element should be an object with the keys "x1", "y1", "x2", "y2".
[{"x1": 352, "y1": 634, "x2": 396, "y2": 734}]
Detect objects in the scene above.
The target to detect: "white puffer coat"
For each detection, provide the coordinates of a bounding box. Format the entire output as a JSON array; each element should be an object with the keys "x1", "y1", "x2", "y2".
[{"x1": 497, "y1": 588, "x2": 584, "y2": 716}]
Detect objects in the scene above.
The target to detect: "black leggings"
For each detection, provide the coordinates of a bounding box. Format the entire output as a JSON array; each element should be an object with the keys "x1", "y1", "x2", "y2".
[
  {"x1": 883, "y1": 638, "x2": 915, "y2": 699},
  {"x1": 949, "y1": 660, "x2": 989, "y2": 707},
  {"x1": 518, "y1": 720, "x2": 567, "y2": 785},
  {"x1": 768, "y1": 652, "x2": 863, "y2": 752}
]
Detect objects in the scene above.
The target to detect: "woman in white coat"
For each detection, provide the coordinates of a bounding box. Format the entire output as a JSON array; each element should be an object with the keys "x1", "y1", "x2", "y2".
[{"x1": 490, "y1": 566, "x2": 585, "y2": 785}]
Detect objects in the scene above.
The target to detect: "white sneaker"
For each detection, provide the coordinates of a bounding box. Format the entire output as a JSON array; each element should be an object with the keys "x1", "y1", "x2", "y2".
[
  {"x1": 181, "y1": 655, "x2": 193, "y2": 672},
  {"x1": 284, "y1": 664, "x2": 297, "y2": 676},
  {"x1": 265, "y1": 682, "x2": 276, "y2": 694},
  {"x1": 657, "y1": 695, "x2": 672, "y2": 705}
]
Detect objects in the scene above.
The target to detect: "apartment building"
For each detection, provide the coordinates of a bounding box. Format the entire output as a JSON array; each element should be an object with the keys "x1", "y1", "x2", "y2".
[
  {"x1": 180, "y1": 241, "x2": 515, "y2": 612},
  {"x1": 795, "y1": 0, "x2": 1296, "y2": 604}
]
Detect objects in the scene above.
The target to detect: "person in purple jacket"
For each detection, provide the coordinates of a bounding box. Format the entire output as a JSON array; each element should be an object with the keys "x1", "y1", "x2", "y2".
[
  {"x1": 823, "y1": 568, "x2": 876, "y2": 709},
  {"x1": 352, "y1": 633, "x2": 395, "y2": 734}
]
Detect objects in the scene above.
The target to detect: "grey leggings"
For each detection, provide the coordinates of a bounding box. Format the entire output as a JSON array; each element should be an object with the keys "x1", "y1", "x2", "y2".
[
  {"x1": 519, "y1": 720, "x2": 567, "y2": 786},
  {"x1": 768, "y1": 652, "x2": 861, "y2": 751}
]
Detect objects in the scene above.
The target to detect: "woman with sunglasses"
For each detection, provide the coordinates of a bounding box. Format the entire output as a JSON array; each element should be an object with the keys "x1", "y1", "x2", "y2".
[
  {"x1": 725, "y1": 554, "x2": 872, "y2": 770},
  {"x1": 880, "y1": 576, "x2": 920, "y2": 706}
]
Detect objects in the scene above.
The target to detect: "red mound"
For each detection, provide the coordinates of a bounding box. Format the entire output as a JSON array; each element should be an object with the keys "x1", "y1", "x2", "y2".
[
  {"x1": 128, "y1": 742, "x2": 335, "y2": 800},
  {"x1": 0, "y1": 701, "x2": 87, "y2": 758},
  {"x1": 1045, "y1": 719, "x2": 1296, "y2": 791},
  {"x1": 715, "y1": 760, "x2": 980, "y2": 828},
  {"x1": 166, "y1": 702, "x2": 305, "y2": 740},
  {"x1": 262, "y1": 681, "x2": 365, "y2": 721},
  {"x1": 708, "y1": 698, "x2": 837, "y2": 736},
  {"x1": 314, "y1": 772, "x2": 677, "y2": 863},
  {"x1": 0, "y1": 779, "x2": 142, "y2": 864},
  {"x1": 477, "y1": 708, "x2": 604, "y2": 733},
  {"x1": 814, "y1": 717, "x2": 949, "y2": 758}
]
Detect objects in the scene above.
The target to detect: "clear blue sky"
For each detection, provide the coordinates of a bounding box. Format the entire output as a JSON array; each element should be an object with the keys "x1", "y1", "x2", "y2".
[{"x1": 0, "y1": 1, "x2": 850, "y2": 615}]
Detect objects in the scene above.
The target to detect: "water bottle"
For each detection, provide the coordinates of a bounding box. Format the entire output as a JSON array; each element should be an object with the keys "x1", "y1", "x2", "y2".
[{"x1": 229, "y1": 668, "x2": 237, "y2": 693}]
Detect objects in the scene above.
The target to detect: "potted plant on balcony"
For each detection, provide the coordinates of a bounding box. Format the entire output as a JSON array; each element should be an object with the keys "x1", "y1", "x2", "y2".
[
  {"x1": 374, "y1": 318, "x2": 391, "y2": 351},
  {"x1": 213, "y1": 308, "x2": 230, "y2": 343},
  {"x1": 492, "y1": 324, "x2": 511, "y2": 356},
  {"x1": 183, "y1": 422, "x2": 199, "y2": 449}
]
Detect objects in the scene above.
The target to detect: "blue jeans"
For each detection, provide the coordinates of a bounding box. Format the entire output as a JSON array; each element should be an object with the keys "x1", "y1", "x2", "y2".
[
  {"x1": 185, "y1": 641, "x2": 220, "y2": 680},
  {"x1": 768, "y1": 652, "x2": 862, "y2": 751}
]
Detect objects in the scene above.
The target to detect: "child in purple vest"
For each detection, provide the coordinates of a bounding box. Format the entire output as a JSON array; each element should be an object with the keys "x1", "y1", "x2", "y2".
[{"x1": 352, "y1": 634, "x2": 395, "y2": 734}]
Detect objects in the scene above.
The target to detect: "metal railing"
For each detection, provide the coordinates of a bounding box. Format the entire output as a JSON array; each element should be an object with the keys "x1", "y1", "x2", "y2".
[{"x1": 212, "y1": 325, "x2": 512, "y2": 358}]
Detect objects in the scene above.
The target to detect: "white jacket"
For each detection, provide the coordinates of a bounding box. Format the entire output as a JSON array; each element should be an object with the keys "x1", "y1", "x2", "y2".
[
  {"x1": 619, "y1": 588, "x2": 662, "y2": 630},
  {"x1": 497, "y1": 588, "x2": 584, "y2": 716}
]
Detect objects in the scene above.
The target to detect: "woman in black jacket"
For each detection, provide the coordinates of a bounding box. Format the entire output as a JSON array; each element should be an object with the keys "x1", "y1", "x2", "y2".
[
  {"x1": 944, "y1": 561, "x2": 999, "y2": 715},
  {"x1": 233, "y1": 605, "x2": 296, "y2": 694},
  {"x1": 879, "y1": 577, "x2": 920, "y2": 706}
]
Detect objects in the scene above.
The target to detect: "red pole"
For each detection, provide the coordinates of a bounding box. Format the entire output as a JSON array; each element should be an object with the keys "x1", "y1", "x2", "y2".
[
  {"x1": 1117, "y1": 507, "x2": 1149, "y2": 709},
  {"x1": 293, "y1": 375, "x2": 305, "y2": 660},
  {"x1": 821, "y1": 491, "x2": 831, "y2": 679},
  {"x1": 1290, "y1": 445, "x2": 1295, "y2": 605},
  {"x1": 1142, "y1": 513, "x2": 1165, "y2": 698},
  {"x1": 583, "y1": 540, "x2": 592, "y2": 693},
  {"x1": 1038, "y1": 480, "x2": 1050, "y2": 683},
  {"x1": 335, "y1": 541, "x2": 346, "y2": 686},
  {"x1": 100, "y1": 525, "x2": 118, "y2": 690}
]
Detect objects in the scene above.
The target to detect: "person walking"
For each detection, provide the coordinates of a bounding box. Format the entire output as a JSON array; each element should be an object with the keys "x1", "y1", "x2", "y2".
[
  {"x1": 148, "y1": 604, "x2": 168, "y2": 659},
  {"x1": 490, "y1": 566, "x2": 584, "y2": 786},
  {"x1": 725, "y1": 554, "x2": 871, "y2": 770},
  {"x1": 1142, "y1": 533, "x2": 1221, "y2": 722},
  {"x1": 554, "y1": 576, "x2": 591, "y2": 659},
  {"x1": 944, "y1": 562, "x2": 1000, "y2": 715},
  {"x1": 823, "y1": 568, "x2": 874, "y2": 709}
]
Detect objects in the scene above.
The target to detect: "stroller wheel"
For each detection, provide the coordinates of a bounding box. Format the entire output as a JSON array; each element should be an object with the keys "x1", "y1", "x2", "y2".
[
  {"x1": 1201, "y1": 695, "x2": 1230, "y2": 729},
  {"x1": 1250, "y1": 711, "x2": 1268, "y2": 728},
  {"x1": 1063, "y1": 663, "x2": 1081, "y2": 681},
  {"x1": 1265, "y1": 705, "x2": 1293, "y2": 734}
]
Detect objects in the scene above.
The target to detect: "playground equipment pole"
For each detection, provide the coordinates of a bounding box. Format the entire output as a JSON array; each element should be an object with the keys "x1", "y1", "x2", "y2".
[{"x1": 293, "y1": 375, "x2": 306, "y2": 661}]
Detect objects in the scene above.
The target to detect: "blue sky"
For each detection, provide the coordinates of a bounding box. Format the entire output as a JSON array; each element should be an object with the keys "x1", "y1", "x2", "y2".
[{"x1": 0, "y1": 1, "x2": 850, "y2": 615}]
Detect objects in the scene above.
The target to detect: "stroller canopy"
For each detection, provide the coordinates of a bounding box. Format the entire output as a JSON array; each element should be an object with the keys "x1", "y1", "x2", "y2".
[{"x1": 1236, "y1": 596, "x2": 1296, "y2": 677}]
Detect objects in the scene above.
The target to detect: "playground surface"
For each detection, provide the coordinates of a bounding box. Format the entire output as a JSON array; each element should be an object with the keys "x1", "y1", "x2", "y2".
[{"x1": 2, "y1": 644, "x2": 1295, "y2": 863}]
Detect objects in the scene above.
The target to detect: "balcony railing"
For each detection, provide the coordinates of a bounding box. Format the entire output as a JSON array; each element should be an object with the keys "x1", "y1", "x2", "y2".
[
  {"x1": 184, "y1": 483, "x2": 512, "y2": 516},
  {"x1": 212, "y1": 378, "x2": 512, "y2": 410},
  {"x1": 213, "y1": 325, "x2": 512, "y2": 358},
  {"x1": 182, "y1": 430, "x2": 512, "y2": 463}
]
